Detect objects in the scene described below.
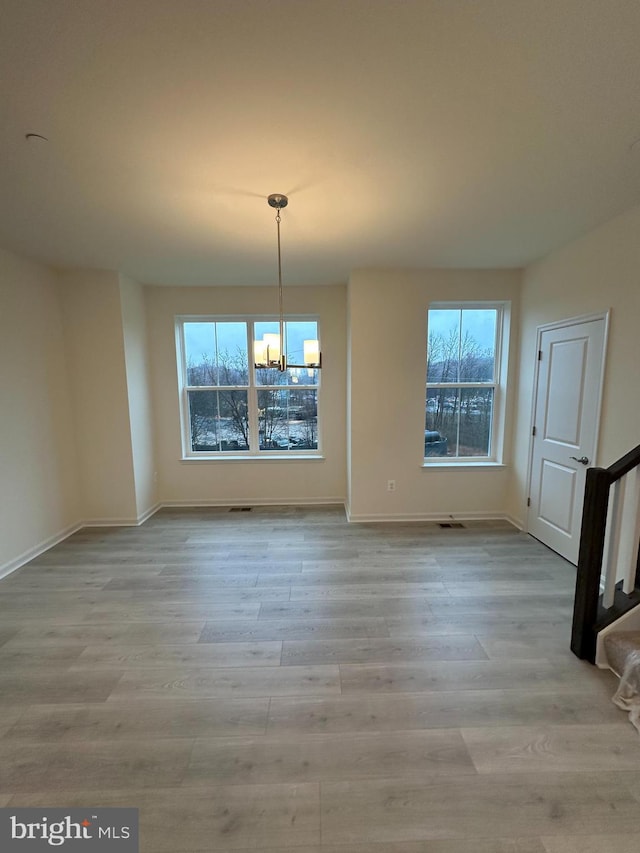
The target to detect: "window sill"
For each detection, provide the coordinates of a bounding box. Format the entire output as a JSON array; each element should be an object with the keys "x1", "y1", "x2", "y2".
[
  {"x1": 181, "y1": 454, "x2": 325, "y2": 463},
  {"x1": 422, "y1": 461, "x2": 507, "y2": 470}
]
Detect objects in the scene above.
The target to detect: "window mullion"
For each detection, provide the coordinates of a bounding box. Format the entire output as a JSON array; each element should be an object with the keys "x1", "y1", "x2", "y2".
[
  {"x1": 490, "y1": 384, "x2": 498, "y2": 459},
  {"x1": 426, "y1": 382, "x2": 497, "y2": 390},
  {"x1": 179, "y1": 317, "x2": 319, "y2": 456},
  {"x1": 425, "y1": 304, "x2": 503, "y2": 462},
  {"x1": 246, "y1": 321, "x2": 259, "y2": 453}
]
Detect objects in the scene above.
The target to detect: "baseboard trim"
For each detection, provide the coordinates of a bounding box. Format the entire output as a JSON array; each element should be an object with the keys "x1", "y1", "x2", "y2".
[
  {"x1": 160, "y1": 498, "x2": 346, "y2": 508},
  {"x1": 346, "y1": 510, "x2": 517, "y2": 524},
  {"x1": 82, "y1": 503, "x2": 162, "y2": 528},
  {"x1": 0, "y1": 504, "x2": 163, "y2": 579},
  {"x1": 137, "y1": 503, "x2": 162, "y2": 524},
  {"x1": 0, "y1": 522, "x2": 83, "y2": 580}
]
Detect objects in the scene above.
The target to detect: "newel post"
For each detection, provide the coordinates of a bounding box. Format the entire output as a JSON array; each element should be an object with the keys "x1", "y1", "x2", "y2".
[{"x1": 570, "y1": 467, "x2": 611, "y2": 661}]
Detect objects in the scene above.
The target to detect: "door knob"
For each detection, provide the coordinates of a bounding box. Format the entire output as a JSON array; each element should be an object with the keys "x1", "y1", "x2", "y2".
[{"x1": 570, "y1": 456, "x2": 589, "y2": 465}]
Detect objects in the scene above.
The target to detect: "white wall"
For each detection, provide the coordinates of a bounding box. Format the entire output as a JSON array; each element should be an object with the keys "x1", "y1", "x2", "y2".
[
  {"x1": 509, "y1": 203, "x2": 640, "y2": 527},
  {"x1": 21, "y1": 205, "x2": 640, "y2": 561},
  {"x1": 145, "y1": 283, "x2": 347, "y2": 505},
  {"x1": 0, "y1": 249, "x2": 80, "y2": 572},
  {"x1": 120, "y1": 275, "x2": 157, "y2": 519},
  {"x1": 348, "y1": 268, "x2": 521, "y2": 521},
  {"x1": 58, "y1": 269, "x2": 138, "y2": 523}
]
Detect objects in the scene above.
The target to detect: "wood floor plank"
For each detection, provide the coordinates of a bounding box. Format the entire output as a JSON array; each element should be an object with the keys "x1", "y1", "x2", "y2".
[
  {"x1": 5, "y1": 699, "x2": 270, "y2": 741},
  {"x1": 7, "y1": 564, "x2": 164, "y2": 578},
  {"x1": 0, "y1": 612, "x2": 98, "y2": 627},
  {"x1": 0, "y1": 645, "x2": 86, "y2": 668},
  {"x1": 461, "y1": 723, "x2": 640, "y2": 773},
  {"x1": 267, "y1": 548, "x2": 360, "y2": 561},
  {"x1": 188, "y1": 532, "x2": 306, "y2": 544},
  {"x1": 198, "y1": 618, "x2": 390, "y2": 643},
  {"x1": 299, "y1": 558, "x2": 441, "y2": 571},
  {"x1": 73, "y1": 641, "x2": 283, "y2": 669},
  {"x1": 0, "y1": 669, "x2": 123, "y2": 705},
  {"x1": 0, "y1": 706, "x2": 28, "y2": 738},
  {"x1": 483, "y1": 544, "x2": 567, "y2": 557},
  {"x1": 320, "y1": 772, "x2": 640, "y2": 844},
  {"x1": 476, "y1": 633, "x2": 575, "y2": 660},
  {"x1": 107, "y1": 664, "x2": 341, "y2": 701},
  {"x1": 258, "y1": 601, "x2": 421, "y2": 620},
  {"x1": 263, "y1": 570, "x2": 456, "y2": 585},
  {"x1": 433, "y1": 555, "x2": 565, "y2": 568},
  {"x1": 339, "y1": 659, "x2": 615, "y2": 694},
  {"x1": 266, "y1": 687, "x2": 620, "y2": 735},
  {"x1": 442, "y1": 581, "x2": 575, "y2": 597},
  {"x1": 104, "y1": 587, "x2": 293, "y2": 602},
  {"x1": 0, "y1": 591, "x2": 101, "y2": 606},
  {"x1": 289, "y1": 583, "x2": 449, "y2": 600},
  {"x1": 102, "y1": 576, "x2": 260, "y2": 590},
  {"x1": 159, "y1": 561, "x2": 304, "y2": 575},
  {"x1": 281, "y1": 636, "x2": 487, "y2": 666},
  {"x1": 83, "y1": 602, "x2": 261, "y2": 622},
  {"x1": 0, "y1": 576, "x2": 110, "y2": 591},
  {"x1": 627, "y1": 773, "x2": 640, "y2": 802},
  {"x1": 28, "y1": 552, "x2": 169, "y2": 565},
  {"x1": 4, "y1": 621, "x2": 206, "y2": 646},
  {"x1": 541, "y1": 834, "x2": 640, "y2": 853},
  {"x1": 297, "y1": 565, "x2": 558, "y2": 582},
  {"x1": 183, "y1": 730, "x2": 476, "y2": 786},
  {"x1": 385, "y1": 615, "x2": 571, "y2": 637},
  {"x1": 384, "y1": 597, "x2": 573, "y2": 616},
  {"x1": 0, "y1": 738, "x2": 194, "y2": 792}
]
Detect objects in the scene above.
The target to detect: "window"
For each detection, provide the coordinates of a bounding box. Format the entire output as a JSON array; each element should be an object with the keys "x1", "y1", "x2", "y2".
[
  {"x1": 425, "y1": 303, "x2": 506, "y2": 462},
  {"x1": 177, "y1": 318, "x2": 320, "y2": 456}
]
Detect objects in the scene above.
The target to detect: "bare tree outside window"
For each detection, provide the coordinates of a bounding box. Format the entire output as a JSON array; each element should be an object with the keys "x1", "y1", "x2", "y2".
[
  {"x1": 186, "y1": 343, "x2": 250, "y2": 451},
  {"x1": 181, "y1": 319, "x2": 319, "y2": 455},
  {"x1": 425, "y1": 307, "x2": 499, "y2": 459}
]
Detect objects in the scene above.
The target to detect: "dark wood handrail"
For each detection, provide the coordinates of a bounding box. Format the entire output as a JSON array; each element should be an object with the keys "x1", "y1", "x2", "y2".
[
  {"x1": 607, "y1": 442, "x2": 640, "y2": 482},
  {"x1": 571, "y1": 444, "x2": 640, "y2": 662}
]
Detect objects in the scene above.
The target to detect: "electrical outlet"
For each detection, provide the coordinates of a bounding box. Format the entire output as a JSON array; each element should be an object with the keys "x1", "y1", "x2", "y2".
[{"x1": 387, "y1": 479, "x2": 396, "y2": 492}]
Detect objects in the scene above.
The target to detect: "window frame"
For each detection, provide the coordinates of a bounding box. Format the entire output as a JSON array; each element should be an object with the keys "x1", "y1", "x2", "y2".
[
  {"x1": 176, "y1": 315, "x2": 322, "y2": 459},
  {"x1": 424, "y1": 301, "x2": 509, "y2": 466}
]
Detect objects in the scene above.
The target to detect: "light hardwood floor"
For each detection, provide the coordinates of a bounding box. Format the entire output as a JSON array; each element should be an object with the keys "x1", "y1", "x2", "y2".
[{"x1": 1, "y1": 505, "x2": 639, "y2": 852}]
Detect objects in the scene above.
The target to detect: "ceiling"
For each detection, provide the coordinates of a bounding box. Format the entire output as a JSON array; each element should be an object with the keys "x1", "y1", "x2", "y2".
[{"x1": 2, "y1": 0, "x2": 640, "y2": 286}]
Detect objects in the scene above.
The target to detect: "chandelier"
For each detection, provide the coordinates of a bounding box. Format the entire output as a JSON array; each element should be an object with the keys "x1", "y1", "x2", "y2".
[{"x1": 253, "y1": 193, "x2": 322, "y2": 371}]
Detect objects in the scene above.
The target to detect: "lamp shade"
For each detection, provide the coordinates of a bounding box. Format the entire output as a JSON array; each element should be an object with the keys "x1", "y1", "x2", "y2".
[
  {"x1": 303, "y1": 339, "x2": 320, "y2": 366},
  {"x1": 263, "y1": 333, "x2": 281, "y2": 363},
  {"x1": 253, "y1": 340, "x2": 267, "y2": 365}
]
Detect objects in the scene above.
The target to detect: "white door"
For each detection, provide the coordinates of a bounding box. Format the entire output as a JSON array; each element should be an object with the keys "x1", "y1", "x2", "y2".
[{"x1": 528, "y1": 315, "x2": 607, "y2": 564}]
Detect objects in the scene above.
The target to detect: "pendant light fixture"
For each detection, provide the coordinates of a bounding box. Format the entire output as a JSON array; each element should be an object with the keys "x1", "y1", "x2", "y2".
[{"x1": 253, "y1": 193, "x2": 322, "y2": 371}]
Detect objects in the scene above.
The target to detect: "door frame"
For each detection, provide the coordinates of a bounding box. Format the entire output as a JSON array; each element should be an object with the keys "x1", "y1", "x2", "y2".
[{"x1": 524, "y1": 310, "x2": 610, "y2": 537}]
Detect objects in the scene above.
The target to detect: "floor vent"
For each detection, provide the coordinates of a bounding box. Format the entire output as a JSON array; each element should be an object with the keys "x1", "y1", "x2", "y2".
[
  {"x1": 229, "y1": 507, "x2": 253, "y2": 512},
  {"x1": 438, "y1": 522, "x2": 465, "y2": 529}
]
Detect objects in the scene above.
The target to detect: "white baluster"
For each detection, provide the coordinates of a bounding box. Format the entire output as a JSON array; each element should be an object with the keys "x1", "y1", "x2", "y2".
[
  {"x1": 602, "y1": 477, "x2": 625, "y2": 609},
  {"x1": 616, "y1": 467, "x2": 640, "y2": 595}
]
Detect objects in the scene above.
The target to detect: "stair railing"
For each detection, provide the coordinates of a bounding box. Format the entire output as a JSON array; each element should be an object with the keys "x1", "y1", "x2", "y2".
[{"x1": 571, "y1": 443, "x2": 640, "y2": 662}]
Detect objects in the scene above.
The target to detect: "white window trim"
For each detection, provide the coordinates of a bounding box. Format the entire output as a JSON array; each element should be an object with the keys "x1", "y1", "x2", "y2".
[
  {"x1": 424, "y1": 301, "x2": 510, "y2": 466},
  {"x1": 176, "y1": 315, "x2": 322, "y2": 460}
]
